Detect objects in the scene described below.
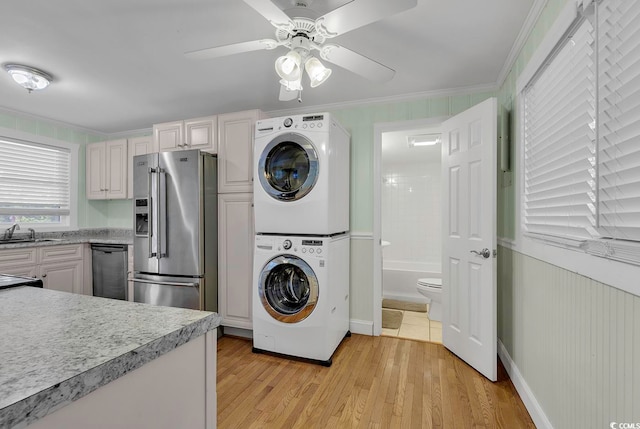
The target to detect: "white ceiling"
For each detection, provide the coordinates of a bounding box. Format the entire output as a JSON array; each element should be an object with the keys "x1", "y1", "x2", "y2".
[{"x1": 0, "y1": 0, "x2": 535, "y2": 134}]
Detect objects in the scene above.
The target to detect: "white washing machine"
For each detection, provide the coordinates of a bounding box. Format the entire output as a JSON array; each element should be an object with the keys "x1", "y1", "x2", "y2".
[
  {"x1": 252, "y1": 233, "x2": 350, "y2": 365},
  {"x1": 253, "y1": 113, "x2": 350, "y2": 235}
]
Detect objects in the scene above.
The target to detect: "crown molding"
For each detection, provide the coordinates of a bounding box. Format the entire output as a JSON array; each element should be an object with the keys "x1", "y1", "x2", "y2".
[
  {"x1": 0, "y1": 105, "x2": 109, "y2": 140},
  {"x1": 496, "y1": 0, "x2": 549, "y2": 88},
  {"x1": 107, "y1": 128, "x2": 153, "y2": 139},
  {"x1": 266, "y1": 82, "x2": 499, "y2": 118}
]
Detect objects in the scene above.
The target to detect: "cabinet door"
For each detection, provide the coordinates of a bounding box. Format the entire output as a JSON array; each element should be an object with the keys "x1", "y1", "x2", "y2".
[
  {"x1": 86, "y1": 142, "x2": 106, "y2": 199},
  {"x1": 218, "y1": 193, "x2": 254, "y2": 329},
  {"x1": 106, "y1": 139, "x2": 128, "y2": 199},
  {"x1": 127, "y1": 135, "x2": 156, "y2": 198},
  {"x1": 40, "y1": 259, "x2": 83, "y2": 294},
  {"x1": 0, "y1": 265, "x2": 38, "y2": 278},
  {"x1": 217, "y1": 110, "x2": 262, "y2": 193},
  {"x1": 154, "y1": 121, "x2": 184, "y2": 152},
  {"x1": 185, "y1": 116, "x2": 217, "y2": 153}
]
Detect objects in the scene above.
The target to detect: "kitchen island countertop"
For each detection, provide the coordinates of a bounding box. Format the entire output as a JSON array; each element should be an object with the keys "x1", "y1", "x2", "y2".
[{"x1": 0, "y1": 286, "x2": 220, "y2": 428}]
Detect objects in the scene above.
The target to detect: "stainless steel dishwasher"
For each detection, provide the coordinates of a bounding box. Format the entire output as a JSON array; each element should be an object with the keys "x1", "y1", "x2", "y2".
[{"x1": 91, "y1": 244, "x2": 128, "y2": 300}]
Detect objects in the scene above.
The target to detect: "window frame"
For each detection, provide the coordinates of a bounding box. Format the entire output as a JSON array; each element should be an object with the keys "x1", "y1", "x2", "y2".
[
  {"x1": 0, "y1": 127, "x2": 79, "y2": 232},
  {"x1": 511, "y1": 0, "x2": 640, "y2": 298}
]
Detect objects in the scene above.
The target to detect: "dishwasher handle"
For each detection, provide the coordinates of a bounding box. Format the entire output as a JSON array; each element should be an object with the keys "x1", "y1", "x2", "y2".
[{"x1": 91, "y1": 244, "x2": 128, "y2": 253}]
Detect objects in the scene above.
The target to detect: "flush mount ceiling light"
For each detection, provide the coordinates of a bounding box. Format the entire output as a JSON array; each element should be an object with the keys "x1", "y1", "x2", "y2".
[
  {"x1": 185, "y1": 0, "x2": 418, "y2": 102},
  {"x1": 4, "y1": 64, "x2": 53, "y2": 93},
  {"x1": 407, "y1": 133, "x2": 442, "y2": 147}
]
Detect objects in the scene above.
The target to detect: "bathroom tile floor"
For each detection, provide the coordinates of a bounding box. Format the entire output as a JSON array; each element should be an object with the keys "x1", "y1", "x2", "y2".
[{"x1": 381, "y1": 307, "x2": 442, "y2": 344}]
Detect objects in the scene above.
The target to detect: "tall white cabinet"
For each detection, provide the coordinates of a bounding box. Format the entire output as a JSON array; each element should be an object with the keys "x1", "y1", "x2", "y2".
[
  {"x1": 217, "y1": 109, "x2": 265, "y2": 331},
  {"x1": 218, "y1": 193, "x2": 254, "y2": 329}
]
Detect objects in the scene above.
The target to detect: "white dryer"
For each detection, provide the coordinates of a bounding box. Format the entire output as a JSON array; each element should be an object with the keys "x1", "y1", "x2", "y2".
[
  {"x1": 253, "y1": 113, "x2": 350, "y2": 235},
  {"x1": 252, "y1": 234, "x2": 350, "y2": 365}
]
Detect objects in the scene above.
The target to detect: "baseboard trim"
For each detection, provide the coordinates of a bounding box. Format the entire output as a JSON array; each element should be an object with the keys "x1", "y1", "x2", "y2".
[
  {"x1": 350, "y1": 319, "x2": 373, "y2": 336},
  {"x1": 498, "y1": 340, "x2": 553, "y2": 429},
  {"x1": 222, "y1": 326, "x2": 253, "y2": 339}
]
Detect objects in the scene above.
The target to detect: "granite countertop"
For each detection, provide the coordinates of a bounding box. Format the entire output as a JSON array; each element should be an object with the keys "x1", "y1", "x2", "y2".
[
  {"x1": 0, "y1": 287, "x2": 221, "y2": 429},
  {"x1": 0, "y1": 228, "x2": 133, "y2": 249}
]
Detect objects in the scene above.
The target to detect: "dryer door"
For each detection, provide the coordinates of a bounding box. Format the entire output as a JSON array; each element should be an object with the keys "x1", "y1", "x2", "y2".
[
  {"x1": 258, "y1": 132, "x2": 319, "y2": 201},
  {"x1": 259, "y1": 254, "x2": 319, "y2": 323}
]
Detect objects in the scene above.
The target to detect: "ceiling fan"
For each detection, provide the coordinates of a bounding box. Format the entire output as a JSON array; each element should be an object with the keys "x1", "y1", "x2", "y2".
[{"x1": 186, "y1": 0, "x2": 417, "y2": 101}]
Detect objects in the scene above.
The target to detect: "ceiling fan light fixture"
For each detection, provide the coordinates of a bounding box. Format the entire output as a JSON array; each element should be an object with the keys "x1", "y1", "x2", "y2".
[
  {"x1": 4, "y1": 64, "x2": 53, "y2": 93},
  {"x1": 279, "y1": 77, "x2": 302, "y2": 92},
  {"x1": 305, "y1": 57, "x2": 331, "y2": 88},
  {"x1": 275, "y1": 50, "x2": 302, "y2": 81}
]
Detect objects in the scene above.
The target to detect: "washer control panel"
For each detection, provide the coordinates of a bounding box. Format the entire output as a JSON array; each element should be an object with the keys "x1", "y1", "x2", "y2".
[{"x1": 255, "y1": 236, "x2": 326, "y2": 256}]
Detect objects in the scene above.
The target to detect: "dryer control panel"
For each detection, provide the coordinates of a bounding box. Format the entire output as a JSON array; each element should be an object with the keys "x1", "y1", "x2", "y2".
[{"x1": 255, "y1": 113, "x2": 333, "y2": 136}]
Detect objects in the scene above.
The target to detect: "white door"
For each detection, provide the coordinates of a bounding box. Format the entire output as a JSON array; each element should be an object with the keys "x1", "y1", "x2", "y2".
[{"x1": 441, "y1": 97, "x2": 497, "y2": 381}]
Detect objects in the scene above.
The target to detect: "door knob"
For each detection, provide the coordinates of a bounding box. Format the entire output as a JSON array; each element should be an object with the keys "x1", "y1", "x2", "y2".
[{"x1": 470, "y1": 248, "x2": 491, "y2": 258}]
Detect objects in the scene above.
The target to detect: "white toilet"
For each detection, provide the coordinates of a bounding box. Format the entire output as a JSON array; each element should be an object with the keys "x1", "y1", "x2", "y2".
[{"x1": 417, "y1": 278, "x2": 442, "y2": 322}]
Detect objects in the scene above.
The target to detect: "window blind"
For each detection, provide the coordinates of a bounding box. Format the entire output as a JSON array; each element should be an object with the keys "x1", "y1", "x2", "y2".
[
  {"x1": 523, "y1": 17, "x2": 597, "y2": 239},
  {"x1": 0, "y1": 139, "x2": 71, "y2": 216},
  {"x1": 597, "y1": 0, "x2": 640, "y2": 241}
]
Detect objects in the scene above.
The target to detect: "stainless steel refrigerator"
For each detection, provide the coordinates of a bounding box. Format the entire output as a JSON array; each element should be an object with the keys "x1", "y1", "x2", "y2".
[{"x1": 132, "y1": 149, "x2": 217, "y2": 312}]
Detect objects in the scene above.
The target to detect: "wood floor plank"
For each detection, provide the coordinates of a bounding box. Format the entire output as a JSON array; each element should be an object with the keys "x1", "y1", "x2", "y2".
[{"x1": 217, "y1": 335, "x2": 535, "y2": 428}]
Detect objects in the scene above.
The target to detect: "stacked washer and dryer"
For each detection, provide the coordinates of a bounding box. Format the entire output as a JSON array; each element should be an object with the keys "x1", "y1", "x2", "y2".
[{"x1": 252, "y1": 113, "x2": 351, "y2": 366}]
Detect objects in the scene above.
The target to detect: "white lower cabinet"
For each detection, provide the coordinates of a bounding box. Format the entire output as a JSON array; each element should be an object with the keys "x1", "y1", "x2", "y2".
[
  {"x1": 0, "y1": 244, "x2": 84, "y2": 294},
  {"x1": 40, "y1": 259, "x2": 83, "y2": 294},
  {"x1": 218, "y1": 193, "x2": 254, "y2": 329}
]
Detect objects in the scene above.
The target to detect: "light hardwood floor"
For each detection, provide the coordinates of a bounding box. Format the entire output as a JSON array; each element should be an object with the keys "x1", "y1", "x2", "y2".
[{"x1": 217, "y1": 335, "x2": 535, "y2": 428}]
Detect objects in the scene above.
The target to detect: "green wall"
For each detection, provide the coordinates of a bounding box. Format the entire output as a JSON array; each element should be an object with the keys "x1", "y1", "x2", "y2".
[
  {"x1": 0, "y1": 110, "x2": 111, "y2": 229},
  {"x1": 496, "y1": 0, "x2": 640, "y2": 426},
  {"x1": 496, "y1": 0, "x2": 572, "y2": 239}
]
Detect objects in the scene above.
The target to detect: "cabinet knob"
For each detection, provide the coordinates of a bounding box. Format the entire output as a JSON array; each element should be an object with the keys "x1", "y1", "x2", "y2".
[{"x1": 42, "y1": 274, "x2": 47, "y2": 278}]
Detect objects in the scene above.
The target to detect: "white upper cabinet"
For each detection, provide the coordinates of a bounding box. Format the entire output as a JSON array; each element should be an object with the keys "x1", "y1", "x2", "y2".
[
  {"x1": 86, "y1": 139, "x2": 128, "y2": 200},
  {"x1": 217, "y1": 110, "x2": 265, "y2": 193},
  {"x1": 154, "y1": 116, "x2": 217, "y2": 153},
  {"x1": 127, "y1": 135, "x2": 157, "y2": 198}
]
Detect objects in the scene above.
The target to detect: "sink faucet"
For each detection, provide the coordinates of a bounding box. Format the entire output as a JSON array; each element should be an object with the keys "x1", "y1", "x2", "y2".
[
  {"x1": 28, "y1": 228, "x2": 36, "y2": 240},
  {"x1": 3, "y1": 224, "x2": 20, "y2": 240}
]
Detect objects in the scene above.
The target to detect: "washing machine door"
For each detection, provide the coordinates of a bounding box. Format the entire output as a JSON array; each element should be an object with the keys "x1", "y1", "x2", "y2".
[
  {"x1": 259, "y1": 254, "x2": 319, "y2": 323},
  {"x1": 258, "y1": 132, "x2": 319, "y2": 201}
]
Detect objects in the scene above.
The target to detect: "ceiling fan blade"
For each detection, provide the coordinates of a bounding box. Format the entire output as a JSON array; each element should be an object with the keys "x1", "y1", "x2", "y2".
[
  {"x1": 279, "y1": 84, "x2": 298, "y2": 101},
  {"x1": 320, "y1": 44, "x2": 395, "y2": 83},
  {"x1": 185, "y1": 39, "x2": 278, "y2": 60},
  {"x1": 316, "y1": 0, "x2": 417, "y2": 38},
  {"x1": 243, "y1": 0, "x2": 293, "y2": 29}
]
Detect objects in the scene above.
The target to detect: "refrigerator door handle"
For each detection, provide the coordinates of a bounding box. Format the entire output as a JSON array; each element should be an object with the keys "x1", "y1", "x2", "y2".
[
  {"x1": 147, "y1": 167, "x2": 157, "y2": 259},
  {"x1": 131, "y1": 278, "x2": 199, "y2": 288},
  {"x1": 157, "y1": 167, "x2": 167, "y2": 259}
]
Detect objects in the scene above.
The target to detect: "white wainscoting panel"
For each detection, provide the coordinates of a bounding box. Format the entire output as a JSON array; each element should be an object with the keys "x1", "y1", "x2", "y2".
[{"x1": 498, "y1": 245, "x2": 640, "y2": 428}]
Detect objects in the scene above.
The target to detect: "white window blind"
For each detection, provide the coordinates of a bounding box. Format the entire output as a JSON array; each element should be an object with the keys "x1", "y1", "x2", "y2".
[
  {"x1": 523, "y1": 17, "x2": 597, "y2": 239},
  {"x1": 0, "y1": 138, "x2": 71, "y2": 219},
  {"x1": 597, "y1": 0, "x2": 640, "y2": 241}
]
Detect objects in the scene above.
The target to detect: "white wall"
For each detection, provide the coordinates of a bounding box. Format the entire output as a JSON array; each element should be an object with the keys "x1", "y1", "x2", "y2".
[{"x1": 381, "y1": 160, "x2": 441, "y2": 266}]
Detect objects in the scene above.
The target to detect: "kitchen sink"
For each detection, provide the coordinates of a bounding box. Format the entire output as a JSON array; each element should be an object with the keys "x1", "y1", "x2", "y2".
[{"x1": 0, "y1": 237, "x2": 64, "y2": 244}]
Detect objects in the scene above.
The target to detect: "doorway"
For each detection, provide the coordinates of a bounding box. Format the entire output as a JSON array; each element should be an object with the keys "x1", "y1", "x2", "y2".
[{"x1": 373, "y1": 118, "x2": 445, "y2": 341}]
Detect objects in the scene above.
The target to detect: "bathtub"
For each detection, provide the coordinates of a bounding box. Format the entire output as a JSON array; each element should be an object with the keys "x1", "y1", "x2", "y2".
[{"x1": 382, "y1": 260, "x2": 441, "y2": 303}]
